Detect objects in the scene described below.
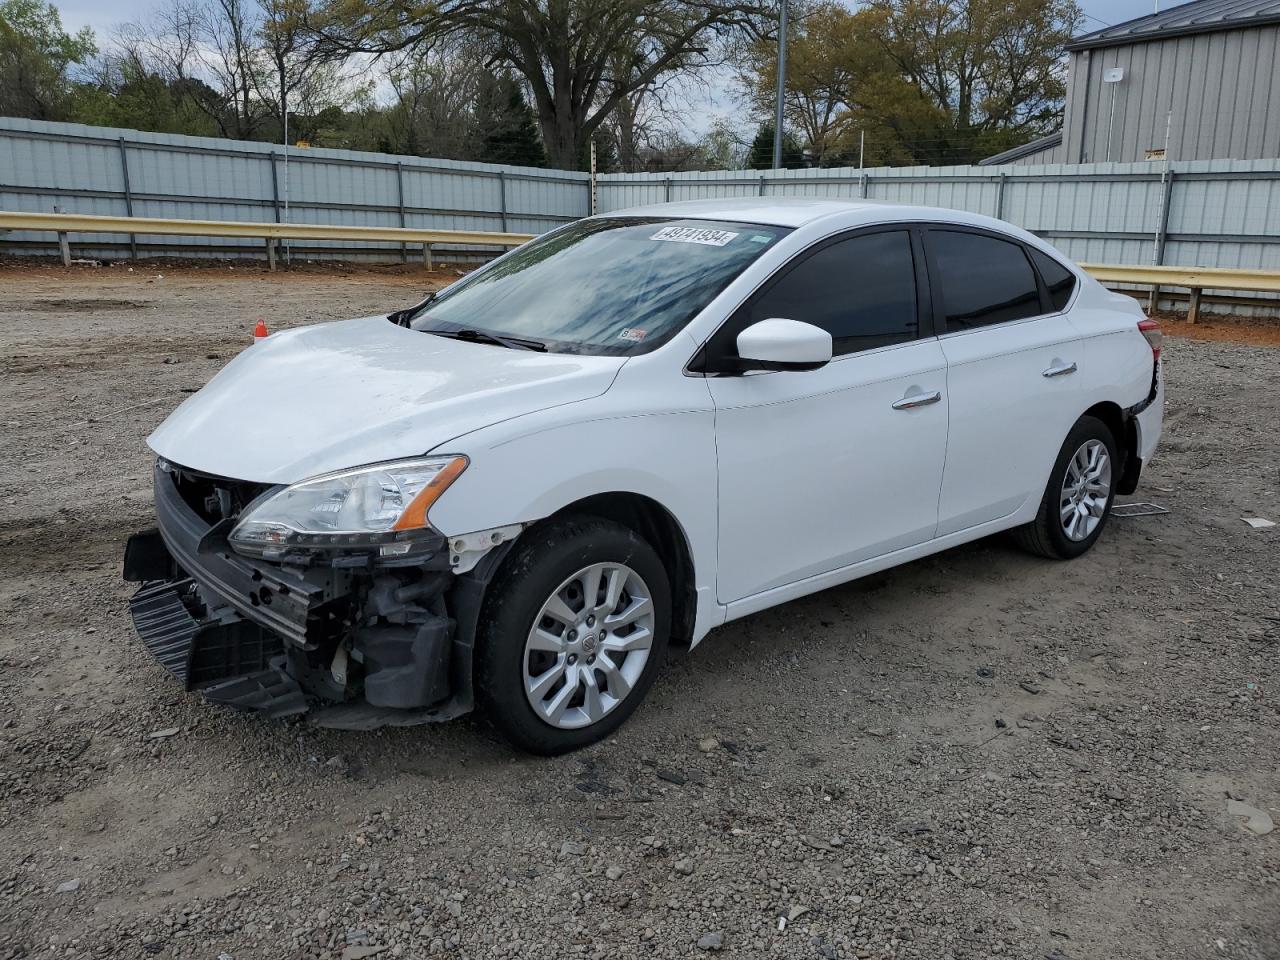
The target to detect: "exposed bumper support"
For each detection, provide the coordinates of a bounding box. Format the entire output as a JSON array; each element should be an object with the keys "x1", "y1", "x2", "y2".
[
  {"x1": 128, "y1": 574, "x2": 285, "y2": 689},
  {"x1": 1124, "y1": 361, "x2": 1161, "y2": 419},
  {"x1": 1118, "y1": 361, "x2": 1162, "y2": 495},
  {"x1": 146, "y1": 461, "x2": 342, "y2": 647},
  {"x1": 123, "y1": 462, "x2": 501, "y2": 728}
]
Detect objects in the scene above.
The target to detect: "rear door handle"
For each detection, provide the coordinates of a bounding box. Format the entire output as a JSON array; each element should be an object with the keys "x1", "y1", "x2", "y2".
[
  {"x1": 892, "y1": 390, "x2": 942, "y2": 410},
  {"x1": 1042, "y1": 361, "x2": 1078, "y2": 378}
]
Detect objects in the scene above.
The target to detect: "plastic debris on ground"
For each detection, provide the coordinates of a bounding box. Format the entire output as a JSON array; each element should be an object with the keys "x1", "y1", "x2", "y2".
[{"x1": 1226, "y1": 799, "x2": 1275, "y2": 836}]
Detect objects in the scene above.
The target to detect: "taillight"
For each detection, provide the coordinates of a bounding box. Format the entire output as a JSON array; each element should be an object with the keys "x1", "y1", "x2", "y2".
[{"x1": 1138, "y1": 319, "x2": 1162, "y2": 362}]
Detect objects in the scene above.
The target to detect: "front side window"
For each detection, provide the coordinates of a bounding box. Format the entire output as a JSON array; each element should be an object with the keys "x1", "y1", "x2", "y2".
[
  {"x1": 409, "y1": 217, "x2": 789, "y2": 355},
  {"x1": 929, "y1": 230, "x2": 1042, "y2": 330},
  {"x1": 746, "y1": 230, "x2": 919, "y2": 356}
]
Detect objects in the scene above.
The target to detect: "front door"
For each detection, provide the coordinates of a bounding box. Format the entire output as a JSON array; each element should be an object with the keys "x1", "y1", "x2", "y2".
[{"x1": 703, "y1": 228, "x2": 950, "y2": 604}]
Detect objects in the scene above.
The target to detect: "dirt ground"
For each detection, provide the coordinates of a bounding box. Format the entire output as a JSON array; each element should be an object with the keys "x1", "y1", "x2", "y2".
[{"x1": 1, "y1": 263, "x2": 1277, "y2": 960}]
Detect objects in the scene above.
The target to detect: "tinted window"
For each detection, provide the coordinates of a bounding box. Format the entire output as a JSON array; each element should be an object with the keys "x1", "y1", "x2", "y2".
[
  {"x1": 747, "y1": 231, "x2": 918, "y2": 355},
  {"x1": 1030, "y1": 248, "x2": 1076, "y2": 312},
  {"x1": 930, "y1": 230, "x2": 1041, "y2": 330}
]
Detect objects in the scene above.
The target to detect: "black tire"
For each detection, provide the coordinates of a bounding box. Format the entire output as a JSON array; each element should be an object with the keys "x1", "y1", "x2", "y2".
[
  {"x1": 1014, "y1": 415, "x2": 1119, "y2": 560},
  {"x1": 475, "y1": 515, "x2": 671, "y2": 755}
]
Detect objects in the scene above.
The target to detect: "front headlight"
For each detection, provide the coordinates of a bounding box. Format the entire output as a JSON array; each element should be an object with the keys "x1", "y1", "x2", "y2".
[{"x1": 229, "y1": 456, "x2": 467, "y2": 560}]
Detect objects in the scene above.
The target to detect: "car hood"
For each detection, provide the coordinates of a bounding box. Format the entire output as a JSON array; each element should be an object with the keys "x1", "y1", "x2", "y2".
[{"x1": 148, "y1": 315, "x2": 625, "y2": 484}]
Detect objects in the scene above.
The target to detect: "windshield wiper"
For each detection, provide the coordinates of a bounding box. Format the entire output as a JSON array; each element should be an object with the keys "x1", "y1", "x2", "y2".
[
  {"x1": 423, "y1": 327, "x2": 548, "y2": 352},
  {"x1": 389, "y1": 294, "x2": 435, "y2": 327}
]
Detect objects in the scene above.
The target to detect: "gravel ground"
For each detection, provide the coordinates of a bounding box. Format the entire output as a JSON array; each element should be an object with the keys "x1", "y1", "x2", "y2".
[{"x1": 1, "y1": 263, "x2": 1277, "y2": 960}]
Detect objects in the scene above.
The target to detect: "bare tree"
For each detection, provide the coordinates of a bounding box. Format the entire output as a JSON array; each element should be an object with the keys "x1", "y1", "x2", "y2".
[
  {"x1": 114, "y1": 0, "x2": 266, "y2": 137},
  {"x1": 201, "y1": 0, "x2": 264, "y2": 138},
  {"x1": 254, "y1": 0, "x2": 358, "y2": 141},
  {"x1": 601, "y1": 47, "x2": 706, "y2": 172},
  {"x1": 111, "y1": 0, "x2": 362, "y2": 141},
  {"x1": 310, "y1": 0, "x2": 769, "y2": 170},
  {"x1": 380, "y1": 36, "x2": 484, "y2": 157},
  {"x1": 112, "y1": 1, "x2": 201, "y2": 82}
]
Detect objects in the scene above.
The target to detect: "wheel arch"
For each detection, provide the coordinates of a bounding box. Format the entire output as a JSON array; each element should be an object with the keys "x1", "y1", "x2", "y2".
[
  {"x1": 1080, "y1": 400, "x2": 1140, "y2": 495},
  {"x1": 541, "y1": 491, "x2": 698, "y2": 646}
]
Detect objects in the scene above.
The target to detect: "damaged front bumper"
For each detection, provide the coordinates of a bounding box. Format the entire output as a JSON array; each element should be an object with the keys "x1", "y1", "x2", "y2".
[{"x1": 123, "y1": 462, "x2": 496, "y2": 729}]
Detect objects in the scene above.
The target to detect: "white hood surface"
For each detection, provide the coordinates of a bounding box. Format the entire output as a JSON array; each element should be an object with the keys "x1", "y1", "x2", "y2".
[{"x1": 148, "y1": 315, "x2": 625, "y2": 484}]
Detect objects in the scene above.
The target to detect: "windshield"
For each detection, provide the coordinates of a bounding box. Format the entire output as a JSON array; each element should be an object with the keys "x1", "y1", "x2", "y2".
[{"x1": 408, "y1": 217, "x2": 790, "y2": 355}]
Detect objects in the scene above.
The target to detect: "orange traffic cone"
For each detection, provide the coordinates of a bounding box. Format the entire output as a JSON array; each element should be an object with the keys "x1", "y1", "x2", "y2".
[{"x1": 253, "y1": 318, "x2": 269, "y2": 343}]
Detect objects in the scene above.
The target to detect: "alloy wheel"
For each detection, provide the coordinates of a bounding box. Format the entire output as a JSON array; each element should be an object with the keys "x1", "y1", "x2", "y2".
[
  {"x1": 1059, "y1": 438, "x2": 1112, "y2": 541},
  {"x1": 523, "y1": 562, "x2": 656, "y2": 729}
]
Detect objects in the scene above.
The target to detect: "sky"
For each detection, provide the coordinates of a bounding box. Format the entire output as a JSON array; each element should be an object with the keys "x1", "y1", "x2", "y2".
[{"x1": 53, "y1": 0, "x2": 1187, "y2": 45}]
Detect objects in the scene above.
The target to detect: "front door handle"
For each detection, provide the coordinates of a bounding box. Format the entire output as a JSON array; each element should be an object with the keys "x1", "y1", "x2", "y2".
[
  {"x1": 892, "y1": 390, "x2": 942, "y2": 411},
  {"x1": 1042, "y1": 361, "x2": 1078, "y2": 378}
]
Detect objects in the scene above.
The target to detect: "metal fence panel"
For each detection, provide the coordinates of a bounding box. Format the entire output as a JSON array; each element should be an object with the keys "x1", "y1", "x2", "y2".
[
  {"x1": 2, "y1": 116, "x2": 1278, "y2": 312},
  {"x1": 0, "y1": 117, "x2": 588, "y2": 260}
]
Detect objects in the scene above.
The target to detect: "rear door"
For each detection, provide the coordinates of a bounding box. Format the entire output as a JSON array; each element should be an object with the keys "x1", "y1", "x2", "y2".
[
  {"x1": 704, "y1": 227, "x2": 949, "y2": 603},
  {"x1": 924, "y1": 228, "x2": 1084, "y2": 536}
]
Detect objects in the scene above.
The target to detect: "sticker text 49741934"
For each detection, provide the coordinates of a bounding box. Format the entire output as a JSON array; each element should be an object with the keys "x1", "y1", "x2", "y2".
[{"x1": 650, "y1": 226, "x2": 740, "y2": 247}]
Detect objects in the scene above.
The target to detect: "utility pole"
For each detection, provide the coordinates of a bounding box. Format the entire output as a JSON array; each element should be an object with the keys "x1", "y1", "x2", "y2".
[
  {"x1": 1152, "y1": 109, "x2": 1173, "y2": 266},
  {"x1": 772, "y1": 0, "x2": 789, "y2": 169},
  {"x1": 282, "y1": 86, "x2": 290, "y2": 266}
]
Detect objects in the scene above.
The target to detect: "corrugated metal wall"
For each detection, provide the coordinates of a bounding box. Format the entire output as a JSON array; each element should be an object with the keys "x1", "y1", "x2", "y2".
[
  {"x1": 2, "y1": 117, "x2": 1278, "y2": 311},
  {"x1": 596, "y1": 160, "x2": 1280, "y2": 269},
  {"x1": 1062, "y1": 25, "x2": 1280, "y2": 164},
  {"x1": 595, "y1": 160, "x2": 1280, "y2": 310},
  {"x1": 0, "y1": 117, "x2": 590, "y2": 260}
]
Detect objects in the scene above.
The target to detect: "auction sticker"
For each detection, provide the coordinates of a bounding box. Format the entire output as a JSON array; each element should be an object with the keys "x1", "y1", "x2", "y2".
[{"x1": 651, "y1": 226, "x2": 739, "y2": 246}]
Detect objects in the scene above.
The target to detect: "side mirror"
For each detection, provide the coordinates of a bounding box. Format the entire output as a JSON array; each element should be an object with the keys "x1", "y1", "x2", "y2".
[{"x1": 735, "y1": 318, "x2": 833, "y2": 372}]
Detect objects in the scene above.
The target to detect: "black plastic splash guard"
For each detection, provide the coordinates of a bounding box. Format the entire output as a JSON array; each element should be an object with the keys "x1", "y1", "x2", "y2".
[{"x1": 128, "y1": 580, "x2": 285, "y2": 690}]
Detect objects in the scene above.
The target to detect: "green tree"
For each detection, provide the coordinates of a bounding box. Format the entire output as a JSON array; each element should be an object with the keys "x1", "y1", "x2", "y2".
[
  {"x1": 747, "y1": 122, "x2": 804, "y2": 169},
  {"x1": 474, "y1": 72, "x2": 547, "y2": 168},
  {"x1": 739, "y1": 1, "x2": 876, "y2": 166},
  {"x1": 0, "y1": 0, "x2": 96, "y2": 119},
  {"x1": 861, "y1": 0, "x2": 1081, "y2": 164},
  {"x1": 70, "y1": 69, "x2": 223, "y2": 136},
  {"x1": 737, "y1": 0, "x2": 1080, "y2": 167}
]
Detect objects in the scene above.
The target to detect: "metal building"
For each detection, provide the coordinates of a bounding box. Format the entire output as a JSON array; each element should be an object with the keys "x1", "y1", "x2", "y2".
[{"x1": 982, "y1": 0, "x2": 1280, "y2": 165}]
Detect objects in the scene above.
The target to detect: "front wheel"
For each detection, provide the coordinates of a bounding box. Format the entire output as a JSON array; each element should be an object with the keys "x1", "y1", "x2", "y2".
[
  {"x1": 475, "y1": 516, "x2": 670, "y2": 754},
  {"x1": 1014, "y1": 415, "x2": 1118, "y2": 560}
]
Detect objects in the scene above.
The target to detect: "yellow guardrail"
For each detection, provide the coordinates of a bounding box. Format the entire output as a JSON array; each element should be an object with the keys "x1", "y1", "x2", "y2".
[
  {"x1": 1081, "y1": 262, "x2": 1280, "y2": 323},
  {"x1": 0, "y1": 210, "x2": 534, "y2": 270},
  {"x1": 2, "y1": 211, "x2": 1276, "y2": 323}
]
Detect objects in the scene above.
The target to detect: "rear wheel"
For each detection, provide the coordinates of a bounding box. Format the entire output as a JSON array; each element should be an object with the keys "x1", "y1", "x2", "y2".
[
  {"x1": 1014, "y1": 415, "x2": 1117, "y2": 560},
  {"x1": 475, "y1": 516, "x2": 670, "y2": 754}
]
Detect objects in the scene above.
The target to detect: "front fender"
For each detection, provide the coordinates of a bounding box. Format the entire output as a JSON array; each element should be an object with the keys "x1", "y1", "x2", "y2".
[{"x1": 427, "y1": 380, "x2": 723, "y2": 644}]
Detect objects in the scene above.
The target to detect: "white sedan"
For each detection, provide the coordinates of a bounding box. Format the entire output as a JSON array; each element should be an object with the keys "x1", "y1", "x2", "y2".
[{"x1": 125, "y1": 198, "x2": 1164, "y2": 753}]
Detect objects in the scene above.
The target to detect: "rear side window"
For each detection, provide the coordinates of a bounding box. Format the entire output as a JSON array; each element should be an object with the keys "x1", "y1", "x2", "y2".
[
  {"x1": 747, "y1": 230, "x2": 918, "y2": 355},
  {"x1": 1030, "y1": 248, "x2": 1076, "y2": 312},
  {"x1": 929, "y1": 230, "x2": 1041, "y2": 330}
]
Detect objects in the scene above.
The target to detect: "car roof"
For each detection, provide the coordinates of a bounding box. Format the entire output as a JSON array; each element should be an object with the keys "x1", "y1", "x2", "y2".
[{"x1": 600, "y1": 196, "x2": 1002, "y2": 231}]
